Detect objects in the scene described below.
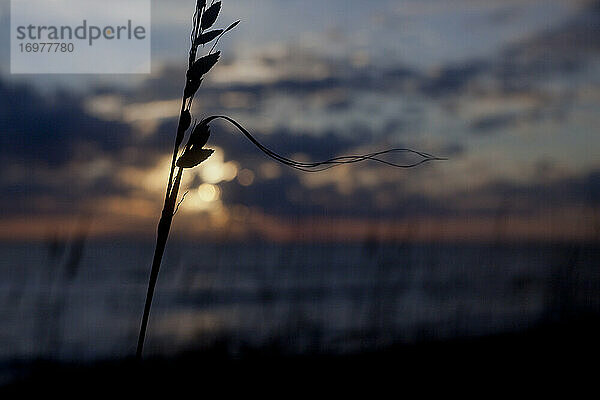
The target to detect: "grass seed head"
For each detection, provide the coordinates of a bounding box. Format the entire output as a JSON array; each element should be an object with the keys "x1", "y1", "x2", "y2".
[
  {"x1": 187, "y1": 52, "x2": 220, "y2": 81},
  {"x1": 176, "y1": 148, "x2": 214, "y2": 168},
  {"x1": 184, "y1": 78, "x2": 203, "y2": 99},
  {"x1": 195, "y1": 29, "x2": 223, "y2": 46},
  {"x1": 201, "y1": 1, "x2": 222, "y2": 30},
  {"x1": 187, "y1": 120, "x2": 211, "y2": 148}
]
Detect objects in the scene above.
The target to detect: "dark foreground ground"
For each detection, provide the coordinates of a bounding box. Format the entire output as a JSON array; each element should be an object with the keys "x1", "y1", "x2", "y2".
[{"x1": 2, "y1": 316, "x2": 598, "y2": 395}]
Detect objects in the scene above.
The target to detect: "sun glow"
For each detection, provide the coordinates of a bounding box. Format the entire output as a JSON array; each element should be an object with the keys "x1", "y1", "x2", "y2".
[
  {"x1": 199, "y1": 150, "x2": 238, "y2": 184},
  {"x1": 198, "y1": 183, "x2": 219, "y2": 202},
  {"x1": 185, "y1": 184, "x2": 222, "y2": 212},
  {"x1": 120, "y1": 147, "x2": 241, "y2": 216},
  {"x1": 120, "y1": 155, "x2": 174, "y2": 194}
]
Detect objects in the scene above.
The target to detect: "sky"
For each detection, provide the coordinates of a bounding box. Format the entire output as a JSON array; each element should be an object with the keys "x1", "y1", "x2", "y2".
[{"x1": 0, "y1": 0, "x2": 599, "y2": 242}]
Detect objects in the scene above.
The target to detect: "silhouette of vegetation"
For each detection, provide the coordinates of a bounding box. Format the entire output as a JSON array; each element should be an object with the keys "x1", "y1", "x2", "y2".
[
  {"x1": 5, "y1": 315, "x2": 600, "y2": 394},
  {"x1": 136, "y1": 0, "x2": 443, "y2": 359}
]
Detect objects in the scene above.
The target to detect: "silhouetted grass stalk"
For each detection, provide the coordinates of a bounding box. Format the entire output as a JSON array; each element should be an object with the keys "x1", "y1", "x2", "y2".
[
  {"x1": 136, "y1": 0, "x2": 443, "y2": 359},
  {"x1": 136, "y1": 0, "x2": 225, "y2": 359}
]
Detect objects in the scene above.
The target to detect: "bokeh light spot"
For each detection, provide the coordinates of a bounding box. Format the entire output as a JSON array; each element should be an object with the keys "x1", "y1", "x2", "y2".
[
  {"x1": 198, "y1": 183, "x2": 219, "y2": 202},
  {"x1": 237, "y1": 169, "x2": 255, "y2": 186}
]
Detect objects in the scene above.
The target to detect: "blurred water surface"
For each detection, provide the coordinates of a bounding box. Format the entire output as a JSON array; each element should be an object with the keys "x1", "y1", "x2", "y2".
[{"x1": 0, "y1": 240, "x2": 597, "y2": 364}]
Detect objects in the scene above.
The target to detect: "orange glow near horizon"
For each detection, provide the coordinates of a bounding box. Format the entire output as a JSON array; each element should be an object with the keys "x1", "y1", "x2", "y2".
[{"x1": 0, "y1": 206, "x2": 597, "y2": 243}]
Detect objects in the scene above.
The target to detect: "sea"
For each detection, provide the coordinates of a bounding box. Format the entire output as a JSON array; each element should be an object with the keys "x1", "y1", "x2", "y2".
[{"x1": 0, "y1": 240, "x2": 598, "y2": 369}]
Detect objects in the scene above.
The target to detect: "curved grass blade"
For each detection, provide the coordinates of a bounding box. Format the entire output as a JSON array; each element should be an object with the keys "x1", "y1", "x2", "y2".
[
  {"x1": 223, "y1": 20, "x2": 240, "y2": 34},
  {"x1": 201, "y1": 115, "x2": 446, "y2": 172},
  {"x1": 209, "y1": 20, "x2": 241, "y2": 53}
]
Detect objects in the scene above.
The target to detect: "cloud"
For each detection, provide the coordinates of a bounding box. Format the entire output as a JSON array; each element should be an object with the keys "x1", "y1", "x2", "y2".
[
  {"x1": 1, "y1": 1, "x2": 599, "y2": 241},
  {"x1": 498, "y1": 0, "x2": 600, "y2": 79},
  {"x1": 0, "y1": 81, "x2": 134, "y2": 166}
]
